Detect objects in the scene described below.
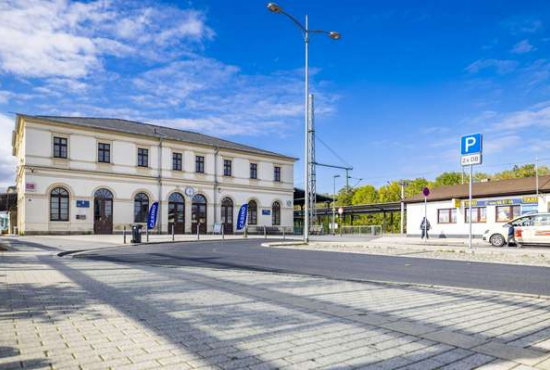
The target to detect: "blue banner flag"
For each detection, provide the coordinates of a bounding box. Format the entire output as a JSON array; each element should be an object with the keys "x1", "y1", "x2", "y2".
[
  {"x1": 236, "y1": 204, "x2": 248, "y2": 230},
  {"x1": 147, "y1": 202, "x2": 159, "y2": 230}
]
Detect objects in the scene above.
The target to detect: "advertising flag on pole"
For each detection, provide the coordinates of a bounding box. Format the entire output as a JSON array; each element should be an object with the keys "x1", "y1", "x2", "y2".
[
  {"x1": 236, "y1": 204, "x2": 249, "y2": 230},
  {"x1": 147, "y1": 202, "x2": 159, "y2": 230}
]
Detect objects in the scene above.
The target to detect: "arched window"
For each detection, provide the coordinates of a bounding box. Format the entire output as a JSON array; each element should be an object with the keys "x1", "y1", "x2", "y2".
[
  {"x1": 192, "y1": 194, "x2": 207, "y2": 234},
  {"x1": 50, "y1": 187, "x2": 69, "y2": 221},
  {"x1": 134, "y1": 193, "x2": 149, "y2": 223},
  {"x1": 272, "y1": 201, "x2": 281, "y2": 226},
  {"x1": 221, "y1": 197, "x2": 234, "y2": 227},
  {"x1": 248, "y1": 200, "x2": 258, "y2": 225}
]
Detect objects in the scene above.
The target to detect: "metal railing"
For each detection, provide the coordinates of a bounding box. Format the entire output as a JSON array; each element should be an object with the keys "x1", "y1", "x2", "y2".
[{"x1": 339, "y1": 225, "x2": 382, "y2": 236}]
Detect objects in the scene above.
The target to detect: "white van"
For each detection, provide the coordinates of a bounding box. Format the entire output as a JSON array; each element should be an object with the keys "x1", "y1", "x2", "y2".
[{"x1": 483, "y1": 213, "x2": 550, "y2": 247}]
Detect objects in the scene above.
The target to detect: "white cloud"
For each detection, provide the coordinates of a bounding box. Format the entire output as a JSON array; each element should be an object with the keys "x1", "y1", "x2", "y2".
[
  {"x1": 0, "y1": 113, "x2": 17, "y2": 190},
  {"x1": 130, "y1": 60, "x2": 338, "y2": 136},
  {"x1": 511, "y1": 39, "x2": 535, "y2": 54},
  {"x1": 0, "y1": 0, "x2": 213, "y2": 78},
  {"x1": 492, "y1": 101, "x2": 550, "y2": 130},
  {"x1": 466, "y1": 59, "x2": 518, "y2": 74}
]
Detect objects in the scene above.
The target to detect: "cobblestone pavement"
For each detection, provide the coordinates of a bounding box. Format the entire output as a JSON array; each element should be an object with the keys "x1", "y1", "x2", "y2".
[
  {"x1": 264, "y1": 241, "x2": 550, "y2": 268},
  {"x1": 2, "y1": 246, "x2": 550, "y2": 369}
]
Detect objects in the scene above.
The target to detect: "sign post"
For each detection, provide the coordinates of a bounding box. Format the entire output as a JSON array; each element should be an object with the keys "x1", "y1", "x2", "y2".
[
  {"x1": 422, "y1": 187, "x2": 430, "y2": 241},
  {"x1": 461, "y1": 133, "x2": 483, "y2": 249}
]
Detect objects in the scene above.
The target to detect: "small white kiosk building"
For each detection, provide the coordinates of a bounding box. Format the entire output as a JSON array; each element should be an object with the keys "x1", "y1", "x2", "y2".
[{"x1": 406, "y1": 176, "x2": 550, "y2": 238}]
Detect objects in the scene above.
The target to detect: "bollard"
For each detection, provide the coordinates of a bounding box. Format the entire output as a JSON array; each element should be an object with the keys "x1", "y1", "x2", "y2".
[
  {"x1": 172, "y1": 224, "x2": 175, "y2": 242},
  {"x1": 197, "y1": 223, "x2": 200, "y2": 240},
  {"x1": 146, "y1": 226, "x2": 149, "y2": 242},
  {"x1": 264, "y1": 226, "x2": 267, "y2": 239},
  {"x1": 244, "y1": 226, "x2": 247, "y2": 238},
  {"x1": 222, "y1": 223, "x2": 225, "y2": 240},
  {"x1": 283, "y1": 227, "x2": 286, "y2": 240},
  {"x1": 123, "y1": 226, "x2": 127, "y2": 244}
]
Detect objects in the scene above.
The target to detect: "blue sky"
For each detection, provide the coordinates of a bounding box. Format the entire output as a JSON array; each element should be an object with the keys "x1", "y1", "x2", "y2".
[{"x1": 1, "y1": 1, "x2": 550, "y2": 194}]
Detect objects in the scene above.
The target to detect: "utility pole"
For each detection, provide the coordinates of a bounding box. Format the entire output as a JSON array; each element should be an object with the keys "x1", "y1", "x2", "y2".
[
  {"x1": 536, "y1": 157, "x2": 540, "y2": 198},
  {"x1": 308, "y1": 94, "x2": 316, "y2": 230},
  {"x1": 332, "y1": 174, "x2": 340, "y2": 235},
  {"x1": 399, "y1": 180, "x2": 407, "y2": 235}
]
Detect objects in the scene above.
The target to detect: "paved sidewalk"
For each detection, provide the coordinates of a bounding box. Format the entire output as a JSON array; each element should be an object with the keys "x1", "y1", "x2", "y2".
[{"x1": 2, "y1": 246, "x2": 550, "y2": 369}]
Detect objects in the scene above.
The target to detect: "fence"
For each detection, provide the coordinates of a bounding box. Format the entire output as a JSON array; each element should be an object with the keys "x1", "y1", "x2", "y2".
[{"x1": 339, "y1": 225, "x2": 382, "y2": 236}]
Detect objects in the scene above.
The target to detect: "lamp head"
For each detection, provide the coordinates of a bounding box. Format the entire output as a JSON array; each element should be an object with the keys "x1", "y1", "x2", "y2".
[
  {"x1": 267, "y1": 2, "x2": 283, "y2": 13},
  {"x1": 329, "y1": 31, "x2": 341, "y2": 40}
]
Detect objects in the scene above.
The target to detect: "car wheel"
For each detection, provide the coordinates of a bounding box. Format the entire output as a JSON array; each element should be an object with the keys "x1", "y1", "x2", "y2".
[{"x1": 490, "y1": 234, "x2": 506, "y2": 247}]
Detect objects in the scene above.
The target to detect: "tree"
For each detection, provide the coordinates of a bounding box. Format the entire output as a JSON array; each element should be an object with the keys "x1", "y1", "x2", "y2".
[
  {"x1": 352, "y1": 185, "x2": 378, "y2": 205},
  {"x1": 434, "y1": 172, "x2": 462, "y2": 187},
  {"x1": 336, "y1": 186, "x2": 355, "y2": 206},
  {"x1": 378, "y1": 181, "x2": 402, "y2": 202},
  {"x1": 405, "y1": 178, "x2": 432, "y2": 199},
  {"x1": 493, "y1": 164, "x2": 550, "y2": 180}
]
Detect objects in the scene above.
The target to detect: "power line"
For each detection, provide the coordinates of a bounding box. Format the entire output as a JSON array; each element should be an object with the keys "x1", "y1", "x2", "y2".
[
  {"x1": 316, "y1": 135, "x2": 352, "y2": 168},
  {"x1": 321, "y1": 156, "x2": 550, "y2": 187}
]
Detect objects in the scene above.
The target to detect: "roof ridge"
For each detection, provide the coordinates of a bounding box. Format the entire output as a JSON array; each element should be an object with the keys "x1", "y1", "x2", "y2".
[{"x1": 27, "y1": 114, "x2": 296, "y2": 160}]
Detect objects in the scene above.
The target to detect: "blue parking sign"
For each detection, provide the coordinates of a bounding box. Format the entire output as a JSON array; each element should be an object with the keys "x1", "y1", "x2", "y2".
[{"x1": 461, "y1": 133, "x2": 482, "y2": 155}]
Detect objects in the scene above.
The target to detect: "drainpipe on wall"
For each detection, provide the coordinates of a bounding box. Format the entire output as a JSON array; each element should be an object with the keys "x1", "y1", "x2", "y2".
[
  {"x1": 158, "y1": 135, "x2": 163, "y2": 234},
  {"x1": 214, "y1": 147, "x2": 219, "y2": 225}
]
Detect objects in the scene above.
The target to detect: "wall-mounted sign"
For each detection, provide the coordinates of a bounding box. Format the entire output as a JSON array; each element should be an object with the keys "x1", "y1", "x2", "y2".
[
  {"x1": 76, "y1": 215, "x2": 86, "y2": 220},
  {"x1": 25, "y1": 182, "x2": 36, "y2": 192},
  {"x1": 185, "y1": 187, "x2": 195, "y2": 197},
  {"x1": 262, "y1": 209, "x2": 271, "y2": 216},
  {"x1": 76, "y1": 200, "x2": 90, "y2": 208},
  {"x1": 463, "y1": 197, "x2": 539, "y2": 207}
]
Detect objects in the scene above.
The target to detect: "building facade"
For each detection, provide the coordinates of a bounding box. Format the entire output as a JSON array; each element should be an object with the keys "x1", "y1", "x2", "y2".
[
  {"x1": 12, "y1": 115, "x2": 296, "y2": 235},
  {"x1": 406, "y1": 176, "x2": 550, "y2": 238}
]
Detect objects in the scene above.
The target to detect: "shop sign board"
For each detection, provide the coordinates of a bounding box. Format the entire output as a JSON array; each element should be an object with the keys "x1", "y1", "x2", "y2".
[{"x1": 463, "y1": 197, "x2": 538, "y2": 207}]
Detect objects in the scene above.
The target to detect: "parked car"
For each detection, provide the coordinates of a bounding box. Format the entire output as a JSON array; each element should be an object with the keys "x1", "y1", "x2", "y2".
[{"x1": 483, "y1": 212, "x2": 550, "y2": 247}]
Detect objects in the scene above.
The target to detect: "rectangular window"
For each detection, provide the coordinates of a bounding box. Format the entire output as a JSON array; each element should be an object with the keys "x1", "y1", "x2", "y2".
[
  {"x1": 250, "y1": 163, "x2": 258, "y2": 179},
  {"x1": 98, "y1": 143, "x2": 110, "y2": 163},
  {"x1": 274, "y1": 166, "x2": 281, "y2": 182},
  {"x1": 438, "y1": 208, "x2": 457, "y2": 224},
  {"x1": 53, "y1": 137, "x2": 67, "y2": 158},
  {"x1": 137, "y1": 148, "x2": 148, "y2": 167},
  {"x1": 224, "y1": 159, "x2": 232, "y2": 176},
  {"x1": 496, "y1": 205, "x2": 521, "y2": 222},
  {"x1": 465, "y1": 207, "x2": 487, "y2": 223},
  {"x1": 173, "y1": 152, "x2": 182, "y2": 171},
  {"x1": 195, "y1": 155, "x2": 205, "y2": 173}
]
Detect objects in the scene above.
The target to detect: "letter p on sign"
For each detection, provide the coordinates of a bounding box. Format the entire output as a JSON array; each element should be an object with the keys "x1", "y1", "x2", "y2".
[{"x1": 461, "y1": 133, "x2": 482, "y2": 155}]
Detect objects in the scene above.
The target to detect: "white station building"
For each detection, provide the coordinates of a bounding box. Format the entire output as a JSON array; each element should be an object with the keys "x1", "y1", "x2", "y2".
[
  {"x1": 11, "y1": 114, "x2": 296, "y2": 235},
  {"x1": 406, "y1": 176, "x2": 550, "y2": 238}
]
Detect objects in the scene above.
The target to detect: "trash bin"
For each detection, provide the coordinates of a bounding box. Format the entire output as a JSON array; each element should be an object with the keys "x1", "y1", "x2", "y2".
[{"x1": 131, "y1": 224, "x2": 143, "y2": 243}]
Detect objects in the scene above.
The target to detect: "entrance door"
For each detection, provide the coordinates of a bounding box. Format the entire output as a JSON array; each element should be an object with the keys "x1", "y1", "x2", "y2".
[
  {"x1": 94, "y1": 188, "x2": 113, "y2": 234},
  {"x1": 191, "y1": 194, "x2": 207, "y2": 234},
  {"x1": 221, "y1": 197, "x2": 234, "y2": 234},
  {"x1": 168, "y1": 192, "x2": 185, "y2": 234}
]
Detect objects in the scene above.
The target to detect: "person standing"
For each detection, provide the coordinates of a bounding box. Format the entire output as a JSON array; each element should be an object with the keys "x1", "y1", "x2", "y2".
[
  {"x1": 507, "y1": 223, "x2": 516, "y2": 247},
  {"x1": 420, "y1": 217, "x2": 431, "y2": 240}
]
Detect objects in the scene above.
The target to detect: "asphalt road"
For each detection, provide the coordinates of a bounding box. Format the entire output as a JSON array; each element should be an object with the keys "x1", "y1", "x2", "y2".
[{"x1": 74, "y1": 239, "x2": 550, "y2": 296}]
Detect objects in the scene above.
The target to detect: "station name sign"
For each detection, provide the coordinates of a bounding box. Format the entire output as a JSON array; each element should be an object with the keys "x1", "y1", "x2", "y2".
[{"x1": 461, "y1": 196, "x2": 538, "y2": 207}]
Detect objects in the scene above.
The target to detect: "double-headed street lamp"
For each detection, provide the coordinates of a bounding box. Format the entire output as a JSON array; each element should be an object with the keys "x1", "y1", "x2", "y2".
[{"x1": 267, "y1": 2, "x2": 341, "y2": 242}]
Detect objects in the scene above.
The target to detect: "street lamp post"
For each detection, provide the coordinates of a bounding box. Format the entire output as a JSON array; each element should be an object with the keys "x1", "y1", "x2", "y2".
[
  {"x1": 332, "y1": 174, "x2": 340, "y2": 235},
  {"x1": 267, "y1": 2, "x2": 340, "y2": 243}
]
